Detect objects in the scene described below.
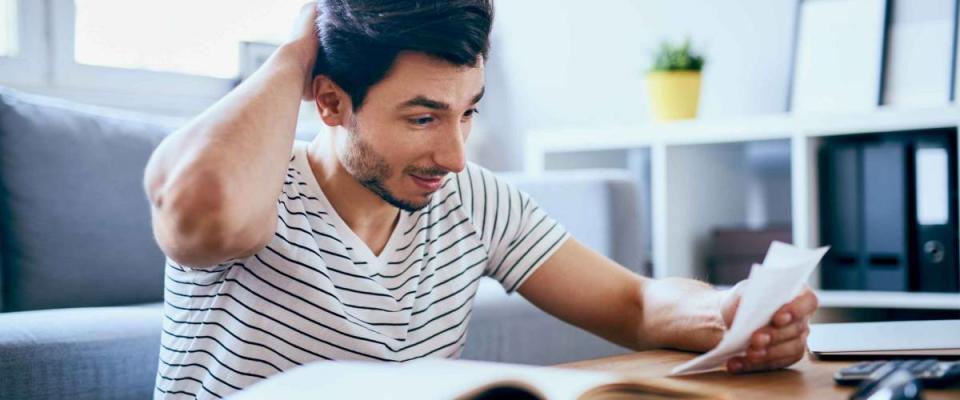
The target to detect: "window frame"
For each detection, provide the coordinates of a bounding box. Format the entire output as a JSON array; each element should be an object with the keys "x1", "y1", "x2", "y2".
[
  {"x1": 0, "y1": 0, "x2": 47, "y2": 88},
  {"x1": 47, "y1": 0, "x2": 234, "y2": 110}
]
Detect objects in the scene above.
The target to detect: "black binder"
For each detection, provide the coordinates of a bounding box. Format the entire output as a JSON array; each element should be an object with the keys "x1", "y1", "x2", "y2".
[
  {"x1": 820, "y1": 143, "x2": 864, "y2": 290},
  {"x1": 860, "y1": 141, "x2": 909, "y2": 291}
]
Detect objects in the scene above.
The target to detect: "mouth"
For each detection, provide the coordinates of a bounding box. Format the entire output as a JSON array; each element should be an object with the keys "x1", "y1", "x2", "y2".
[{"x1": 409, "y1": 173, "x2": 444, "y2": 192}]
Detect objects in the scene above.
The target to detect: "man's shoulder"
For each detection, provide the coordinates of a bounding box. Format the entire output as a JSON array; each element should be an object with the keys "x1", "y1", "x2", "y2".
[
  {"x1": 443, "y1": 161, "x2": 525, "y2": 222},
  {"x1": 445, "y1": 161, "x2": 502, "y2": 201},
  {"x1": 451, "y1": 161, "x2": 499, "y2": 188}
]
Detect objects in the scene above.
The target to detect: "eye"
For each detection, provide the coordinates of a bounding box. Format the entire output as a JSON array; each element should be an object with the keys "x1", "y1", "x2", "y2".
[
  {"x1": 462, "y1": 108, "x2": 480, "y2": 120},
  {"x1": 408, "y1": 115, "x2": 435, "y2": 126}
]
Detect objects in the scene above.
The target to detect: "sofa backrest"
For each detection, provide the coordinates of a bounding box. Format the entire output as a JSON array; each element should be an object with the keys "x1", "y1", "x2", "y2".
[
  {"x1": 502, "y1": 170, "x2": 647, "y2": 276},
  {"x1": 0, "y1": 88, "x2": 175, "y2": 312},
  {"x1": 0, "y1": 87, "x2": 648, "y2": 312}
]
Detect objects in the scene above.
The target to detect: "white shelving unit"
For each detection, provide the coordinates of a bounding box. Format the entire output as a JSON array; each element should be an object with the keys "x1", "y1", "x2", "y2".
[{"x1": 524, "y1": 106, "x2": 960, "y2": 309}]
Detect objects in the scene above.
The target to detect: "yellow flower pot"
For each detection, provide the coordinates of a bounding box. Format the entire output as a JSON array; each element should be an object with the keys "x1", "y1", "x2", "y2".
[{"x1": 646, "y1": 71, "x2": 701, "y2": 121}]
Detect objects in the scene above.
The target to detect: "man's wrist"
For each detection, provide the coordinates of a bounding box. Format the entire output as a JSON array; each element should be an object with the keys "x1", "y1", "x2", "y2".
[
  {"x1": 641, "y1": 278, "x2": 729, "y2": 352},
  {"x1": 277, "y1": 41, "x2": 317, "y2": 79}
]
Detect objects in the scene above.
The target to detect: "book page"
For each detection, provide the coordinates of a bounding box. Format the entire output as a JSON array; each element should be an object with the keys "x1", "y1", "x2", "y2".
[{"x1": 230, "y1": 359, "x2": 618, "y2": 400}]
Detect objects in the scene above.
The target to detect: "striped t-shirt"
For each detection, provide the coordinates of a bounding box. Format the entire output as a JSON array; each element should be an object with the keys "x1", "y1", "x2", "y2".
[{"x1": 154, "y1": 141, "x2": 570, "y2": 399}]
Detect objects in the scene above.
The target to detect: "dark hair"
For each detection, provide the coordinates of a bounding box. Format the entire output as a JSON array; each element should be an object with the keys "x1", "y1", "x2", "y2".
[{"x1": 312, "y1": 0, "x2": 493, "y2": 110}]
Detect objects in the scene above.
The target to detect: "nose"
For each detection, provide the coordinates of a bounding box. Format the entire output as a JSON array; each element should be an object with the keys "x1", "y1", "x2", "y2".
[{"x1": 433, "y1": 124, "x2": 467, "y2": 173}]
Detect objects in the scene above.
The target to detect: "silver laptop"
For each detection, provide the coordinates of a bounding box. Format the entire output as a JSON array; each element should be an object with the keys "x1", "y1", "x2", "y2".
[{"x1": 808, "y1": 319, "x2": 960, "y2": 359}]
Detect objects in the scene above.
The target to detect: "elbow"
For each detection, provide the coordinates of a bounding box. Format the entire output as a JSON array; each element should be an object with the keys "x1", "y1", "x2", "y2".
[
  {"x1": 148, "y1": 171, "x2": 262, "y2": 268},
  {"x1": 148, "y1": 161, "x2": 227, "y2": 230},
  {"x1": 143, "y1": 150, "x2": 167, "y2": 211}
]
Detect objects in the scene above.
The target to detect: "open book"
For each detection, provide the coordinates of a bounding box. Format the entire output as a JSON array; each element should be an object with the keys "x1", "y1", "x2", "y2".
[{"x1": 229, "y1": 358, "x2": 726, "y2": 400}]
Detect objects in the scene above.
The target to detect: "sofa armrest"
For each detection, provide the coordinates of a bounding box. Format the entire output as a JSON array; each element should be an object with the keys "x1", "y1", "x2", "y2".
[
  {"x1": 462, "y1": 279, "x2": 643, "y2": 365},
  {"x1": 0, "y1": 304, "x2": 162, "y2": 400}
]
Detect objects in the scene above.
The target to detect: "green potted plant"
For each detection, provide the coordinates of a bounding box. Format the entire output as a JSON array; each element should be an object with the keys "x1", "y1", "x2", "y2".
[{"x1": 646, "y1": 38, "x2": 705, "y2": 121}]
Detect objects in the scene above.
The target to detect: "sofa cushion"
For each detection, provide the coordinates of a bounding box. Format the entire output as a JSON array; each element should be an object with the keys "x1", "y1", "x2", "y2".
[
  {"x1": 0, "y1": 303, "x2": 163, "y2": 400},
  {"x1": 0, "y1": 88, "x2": 175, "y2": 311}
]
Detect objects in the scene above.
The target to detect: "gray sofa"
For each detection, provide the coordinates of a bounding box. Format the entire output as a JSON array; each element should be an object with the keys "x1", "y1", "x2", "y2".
[{"x1": 0, "y1": 88, "x2": 647, "y2": 400}]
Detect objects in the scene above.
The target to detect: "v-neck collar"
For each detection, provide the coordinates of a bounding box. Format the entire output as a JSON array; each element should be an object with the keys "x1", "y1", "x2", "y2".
[{"x1": 293, "y1": 142, "x2": 408, "y2": 273}]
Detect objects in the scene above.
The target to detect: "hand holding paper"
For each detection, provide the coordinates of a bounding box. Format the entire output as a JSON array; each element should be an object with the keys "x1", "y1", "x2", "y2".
[{"x1": 670, "y1": 241, "x2": 829, "y2": 376}]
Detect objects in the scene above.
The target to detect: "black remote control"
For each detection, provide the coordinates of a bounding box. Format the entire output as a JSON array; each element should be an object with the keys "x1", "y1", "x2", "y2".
[{"x1": 835, "y1": 359, "x2": 960, "y2": 388}]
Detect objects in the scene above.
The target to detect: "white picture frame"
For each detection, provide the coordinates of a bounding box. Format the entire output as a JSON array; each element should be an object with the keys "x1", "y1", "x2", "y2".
[
  {"x1": 954, "y1": 0, "x2": 960, "y2": 102},
  {"x1": 790, "y1": 0, "x2": 888, "y2": 114},
  {"x1": 882, "y1": 0, "x2": 956, "y2": 108}
]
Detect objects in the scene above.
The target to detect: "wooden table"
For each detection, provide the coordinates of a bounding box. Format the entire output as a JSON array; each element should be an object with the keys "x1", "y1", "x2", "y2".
[{"x1": 558, "y1": 350, "x2": 960, "y2": 399}]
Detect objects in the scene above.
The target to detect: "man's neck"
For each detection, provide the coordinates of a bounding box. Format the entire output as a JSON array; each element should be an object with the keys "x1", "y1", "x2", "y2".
[{"x1": 306, "y1": 132, "x2": 399, "y2": 256}]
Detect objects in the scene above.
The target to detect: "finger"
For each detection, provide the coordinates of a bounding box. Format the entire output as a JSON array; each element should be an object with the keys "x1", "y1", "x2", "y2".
[
  {"x1": 746, "y1": 335, "x2": 807, "y2": 363},
  {"x1": 291, "y1": 2, "x2": 320, "y2": 41},
  {"x1": 739, "y1": 338, "x2": 808, "y2": 373},
  {"x1": 750, "y1": 316, "x2": 810, "y2": 349},
  {"x1": 772, "y1": 289, "x2": 818, "y2": 328},
  {"x1": 737, "y1": 354, "x2": 804, "y2": 373},
  {"x1": 299, "y1": 1, "x2": 319, "y2": 22},
  {"x1": 726, "y1": 356, "x2": 747, "y2": 373}
]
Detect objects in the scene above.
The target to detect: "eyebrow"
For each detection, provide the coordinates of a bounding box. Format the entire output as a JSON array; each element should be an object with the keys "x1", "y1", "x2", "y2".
[{"x1": 397, "y1": 87, "x2": 486, "y2": 111}]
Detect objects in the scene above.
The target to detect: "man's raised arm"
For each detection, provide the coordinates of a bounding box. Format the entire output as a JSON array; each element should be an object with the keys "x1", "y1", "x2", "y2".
[{"x1": 143, "y1": 3, "x2": 319, "y2": 268}]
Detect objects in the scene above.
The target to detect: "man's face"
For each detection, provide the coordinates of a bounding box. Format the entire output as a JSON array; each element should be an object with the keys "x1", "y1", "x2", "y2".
[{"x1": 336, "y1": 51, "x2": 485, "y2": 212}]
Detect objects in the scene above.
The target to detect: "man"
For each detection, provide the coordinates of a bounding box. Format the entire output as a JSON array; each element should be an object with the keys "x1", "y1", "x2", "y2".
[{"x1": 144, "y1": 1, "x2": 817, "y2": 398}]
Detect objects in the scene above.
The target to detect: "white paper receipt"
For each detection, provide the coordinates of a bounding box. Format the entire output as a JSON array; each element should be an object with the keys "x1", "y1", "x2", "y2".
[{"x1": 670, "y1": 241, "x2": 829, "y2": 376}]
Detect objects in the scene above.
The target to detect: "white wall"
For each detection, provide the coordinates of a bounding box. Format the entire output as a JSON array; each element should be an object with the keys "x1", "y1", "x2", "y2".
[
  {"x1": 6, "y1": 0, "x2": 802, "y2": 165},
  {"x1": 473, "y1": 0, "x2": 799, "y2": 171}
]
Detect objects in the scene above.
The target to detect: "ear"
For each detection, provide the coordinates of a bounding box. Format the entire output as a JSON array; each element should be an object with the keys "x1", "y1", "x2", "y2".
[{"x1": 311, "y1": 75, "x2": 353, "y2": 126}]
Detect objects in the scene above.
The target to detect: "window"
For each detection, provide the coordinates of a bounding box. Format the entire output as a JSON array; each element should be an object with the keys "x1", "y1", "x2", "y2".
[
  {"x1": 73, "y1": 0, "x2": 306, "y2": 79},
  {"x1": 0, "y1": 0, "x2": 17, "y2": 58},
  {"x1": 2, "y1": 1, "x2": 317, "y2": 115}
]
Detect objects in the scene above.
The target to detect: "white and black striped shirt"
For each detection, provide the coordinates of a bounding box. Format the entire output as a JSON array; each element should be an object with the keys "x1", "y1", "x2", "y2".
[{"x1": 154, "y1": 141, "x2": 570, "y2": 399}]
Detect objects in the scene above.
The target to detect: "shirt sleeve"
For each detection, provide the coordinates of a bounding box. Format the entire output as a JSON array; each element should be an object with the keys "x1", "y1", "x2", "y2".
[
  {"x1": 456, "y1": 163, "x2": 570, "y2": 294},
  {"x1": 165, "y1": 257, "x2": 238, "y2": 272}
]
